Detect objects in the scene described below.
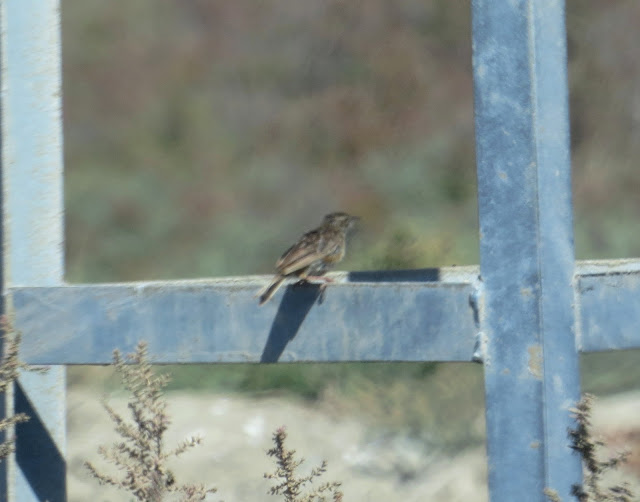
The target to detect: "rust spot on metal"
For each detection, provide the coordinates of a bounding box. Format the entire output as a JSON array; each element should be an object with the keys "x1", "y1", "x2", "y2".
[{"x1": 528, "y1": 345, "x2": 542, "y2": 379}]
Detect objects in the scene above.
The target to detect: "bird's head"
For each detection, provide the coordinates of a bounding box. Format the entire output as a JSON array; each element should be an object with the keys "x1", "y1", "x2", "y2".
[{"x1": 322, "y1": 212, "x2": 360, "y2": 232}]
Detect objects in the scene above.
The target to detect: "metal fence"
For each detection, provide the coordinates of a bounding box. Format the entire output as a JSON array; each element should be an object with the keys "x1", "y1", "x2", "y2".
[{"x1": 2, "y1": 1, "x2": 639, "y2": 501}]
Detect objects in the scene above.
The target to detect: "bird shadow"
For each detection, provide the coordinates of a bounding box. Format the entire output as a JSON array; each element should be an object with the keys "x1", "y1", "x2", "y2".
[
  {"x1": 259, "y1": 268, "x2": 441, "y2": 362},
  {"x1": 260, "y1": 282, "x2": 322, "y2": 362},
  {"x1": 347, "y1": 268, "x2": 440, "y2": 283}
]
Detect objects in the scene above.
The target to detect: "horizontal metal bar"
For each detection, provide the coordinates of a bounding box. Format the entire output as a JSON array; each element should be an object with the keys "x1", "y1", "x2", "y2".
[
  {"x1": 10, "y1": 260, "x2": 640, "y2": 365},
  {"x1": 577, "y1": 259, "x2": 640, "y2": 352},
  {"x1": 12, "y1": 269, "x2": 480, "y2": 365}
]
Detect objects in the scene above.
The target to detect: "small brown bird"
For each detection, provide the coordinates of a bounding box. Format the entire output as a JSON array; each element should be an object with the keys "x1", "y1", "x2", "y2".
[{"x1": 258, "y1": 212, "x2": 360, "y2": 306}]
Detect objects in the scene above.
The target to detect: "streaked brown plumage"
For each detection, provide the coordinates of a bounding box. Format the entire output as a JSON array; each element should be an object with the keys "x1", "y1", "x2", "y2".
[{"x1": 258, "y1": 212, "x2": 359, "y2": 306}]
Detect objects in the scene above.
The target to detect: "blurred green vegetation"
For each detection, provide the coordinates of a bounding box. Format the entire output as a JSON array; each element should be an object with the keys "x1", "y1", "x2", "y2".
[
  {"x1": 62, "y1": 0, "x2": 479, "y2": 282},
  {"x1": 62, "y1": 0, "x2": 640, "y2": 442},
  {"x1": 62, "y1": 0, "x2": 640, "y2": 283}
]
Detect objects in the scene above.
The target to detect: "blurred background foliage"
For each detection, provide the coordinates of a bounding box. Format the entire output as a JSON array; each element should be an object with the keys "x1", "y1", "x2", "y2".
[{"x1": 62, "y1": 0, "x2": 640, "y2": 447}]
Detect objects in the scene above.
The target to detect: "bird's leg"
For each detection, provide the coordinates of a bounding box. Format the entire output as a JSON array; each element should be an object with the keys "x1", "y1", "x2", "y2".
[
  {"x1": 305, "y1": 275, "x2": 334, "y2": 283},
  {"x1": 305, "y1": 275, "x2": 334, "y2": 298},
  {"x1": 293, "y1": 275, "x2": 333, "y2": 293}
]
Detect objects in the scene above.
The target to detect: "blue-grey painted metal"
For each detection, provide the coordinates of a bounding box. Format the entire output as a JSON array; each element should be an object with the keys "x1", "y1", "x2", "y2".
[
  {"x1": 2, "y1": 0, "x2": 639, "y2": 501},
  {"x1": 11, "y1": 269, "x2": 479, "y2": 364},
  {"x1": 1, "y1": 0, "x2": 66, "y2": 500},
  {"x1": 10, "y1": 260, "x2": 640, "y2": 368},
  {"x1": 472, "y1": 0, "x2": 581, "y2": 500},
  {"x1": 578, "y1": 260, "x2": 640, "y2": 352}
]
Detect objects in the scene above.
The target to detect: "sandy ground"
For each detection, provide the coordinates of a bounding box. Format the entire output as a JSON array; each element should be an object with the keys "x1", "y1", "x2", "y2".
[{"x1": 67, "y1": 389, "x2": 640, "y2": 501}]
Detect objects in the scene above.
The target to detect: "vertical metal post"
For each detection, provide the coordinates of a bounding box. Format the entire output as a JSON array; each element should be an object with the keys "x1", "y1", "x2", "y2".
[
  {"x1": 472, "y1": 1, "x2": 582, "y2": 500},
  {"x1": 1, "y1": 0, "x2": 66, "y2": 500}
]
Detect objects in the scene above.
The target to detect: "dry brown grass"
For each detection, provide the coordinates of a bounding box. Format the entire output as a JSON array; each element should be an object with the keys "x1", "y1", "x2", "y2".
[
  {"x1": 265, "y1": 427, "x2": 343, "y2": 502},
  {"x1": 0, "y1": 317, "x2": 30, "y2": 462},
  {"x1": 545, "y1": 394, "x2": 636, "y2": 502},
  {"x1": 85, "y1": 342, "x2": 217, "y2": 501}
]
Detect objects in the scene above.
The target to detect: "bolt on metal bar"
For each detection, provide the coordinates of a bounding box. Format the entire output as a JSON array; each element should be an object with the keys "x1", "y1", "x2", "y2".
[{"x1": 472, "y1": 0, "x2": 582, "y2": 500}]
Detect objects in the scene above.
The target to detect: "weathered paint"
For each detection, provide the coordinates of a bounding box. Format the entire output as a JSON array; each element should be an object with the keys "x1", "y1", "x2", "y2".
[
  {"x1": 10, "y1": 261, "x2": 640, "y2": 366},
  {"x1": 12, "y1": 272, "x2": 480, "y2": 364},
  {"x1": 1, "y1": 0, "x2": 66, "y2": 500},
  {"x1": 2, "y1": 0, "x2": 639, "y2": 501},
  {"x1": 578, "y1": 263, "x2": 640, "y2": 352},
  {"x1": 472, "y1": 0, "x2": 582, "y2": 500}
]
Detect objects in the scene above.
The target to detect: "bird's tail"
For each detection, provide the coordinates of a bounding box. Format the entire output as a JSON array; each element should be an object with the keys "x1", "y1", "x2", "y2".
[{"x1": 258, "y1": 276, "x2": 285, "y2": 306}]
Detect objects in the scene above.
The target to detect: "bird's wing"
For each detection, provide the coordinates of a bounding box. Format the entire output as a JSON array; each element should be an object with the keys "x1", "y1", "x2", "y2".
[
  {"x1": 317, "y1": 232, "x2": 343, "y2": 257},
  {"x1": 276, "y1": 230, "x2": 324, "y2": 276}
]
